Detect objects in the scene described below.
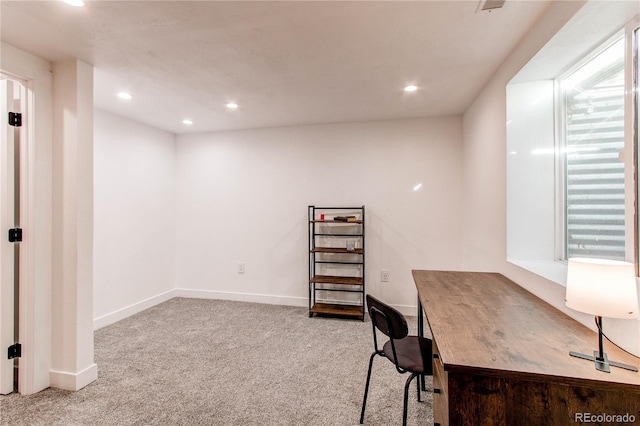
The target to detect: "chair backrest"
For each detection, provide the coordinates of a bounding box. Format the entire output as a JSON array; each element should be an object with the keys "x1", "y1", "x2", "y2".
[{"x1": 366, "y1": 294, "x2": 408, "y2": 340}]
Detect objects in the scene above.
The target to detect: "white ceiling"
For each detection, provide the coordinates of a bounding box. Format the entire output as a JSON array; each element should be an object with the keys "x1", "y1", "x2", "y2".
[{"x1": 1, "y1": 0, "x2": 553, "y2": 134}]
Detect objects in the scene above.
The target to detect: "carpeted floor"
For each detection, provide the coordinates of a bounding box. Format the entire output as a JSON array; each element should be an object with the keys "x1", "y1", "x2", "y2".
[{"x1": 0, "y1": 298, "x2": 433, "y2": 425}]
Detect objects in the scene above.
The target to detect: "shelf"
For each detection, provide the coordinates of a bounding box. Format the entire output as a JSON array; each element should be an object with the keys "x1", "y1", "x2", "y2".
[
  {"x1": 310, "y1": 303, "x2": 363, "y2": 319},
  {"x1": 311, "y1": 247, "x2": 364, "y2": 255},
  {"x1": 310, "y1": 275, "x2": 363, "y2": 286},
  {"x1": 310, "y1": 220, "x2": 363, "y2": 224},
  {"x1": 315, "y1": 260, "x2": 363, "y2": 266},
  {"x1": 314, "y1": 233, "x2": 363, "y2": 237},
  {"x1": 309, "y1": 205, "x2": 365, "y2": 321}
]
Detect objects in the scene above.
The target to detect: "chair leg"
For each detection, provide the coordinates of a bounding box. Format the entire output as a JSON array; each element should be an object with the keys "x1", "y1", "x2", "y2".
[
  {"x1": 360, "y1": 352, "x2": 378, "y2": 424},
  {"x1": 403, "y1": 373, "x2": 418, "y2": 426},
  {"x1": 416, "y1": 373, "x2": 421, "y2": 402}
]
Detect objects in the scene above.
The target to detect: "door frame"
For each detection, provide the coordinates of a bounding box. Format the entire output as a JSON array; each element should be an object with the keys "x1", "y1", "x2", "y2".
[
  {"x1": 0, "y1": 76, "x2": 17, "y2": 394},
  {"x1": 0, "y1": 72, "x2": 33, "y2": 395}
]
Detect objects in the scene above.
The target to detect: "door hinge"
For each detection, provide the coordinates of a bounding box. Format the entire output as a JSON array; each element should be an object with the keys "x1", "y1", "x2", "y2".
[
  {"x1": 8, "y1": 112, "x2": 22, "y2": 127},
  {"x1": 7, "y1": 343, "x2": 21, "y2": 359},
  {"x1": 8, "y1": 228, "x2": 22, "y2": 242}
]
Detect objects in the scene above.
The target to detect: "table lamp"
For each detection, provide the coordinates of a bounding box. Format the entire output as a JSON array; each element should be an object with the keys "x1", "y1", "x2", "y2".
[{"x1": 565, "y1": 257, "x2": 639, "y2": 373}]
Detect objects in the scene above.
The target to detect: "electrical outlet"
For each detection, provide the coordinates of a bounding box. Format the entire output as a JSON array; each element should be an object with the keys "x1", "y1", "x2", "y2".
[
  {"x1": 381, "y1": 269, "x2": 390, "y2": 282},
  {"x1": 238, "y1": 262, "x2": 245, "y2": 274}
]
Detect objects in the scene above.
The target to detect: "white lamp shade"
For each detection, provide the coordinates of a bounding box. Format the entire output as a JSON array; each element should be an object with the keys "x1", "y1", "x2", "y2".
[{"x1": 566, "y1": 258, "x2": 639, "y2": 319}]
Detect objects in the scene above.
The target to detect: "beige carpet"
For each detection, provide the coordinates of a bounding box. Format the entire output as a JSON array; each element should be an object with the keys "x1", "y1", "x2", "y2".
[{"x1": 0, "y1": 298, "x2": 433, "y2": 425}]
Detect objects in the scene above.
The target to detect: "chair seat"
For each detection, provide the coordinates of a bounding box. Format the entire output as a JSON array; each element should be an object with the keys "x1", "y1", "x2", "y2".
[{"x1": 382, "y1": 336, "x2": 433, "y2": 375}]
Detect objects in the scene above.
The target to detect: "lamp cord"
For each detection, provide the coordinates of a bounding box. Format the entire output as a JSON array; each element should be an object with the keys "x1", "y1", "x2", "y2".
[{"x1": 595, "y1": 316, "x2": 640, "y2": 360}]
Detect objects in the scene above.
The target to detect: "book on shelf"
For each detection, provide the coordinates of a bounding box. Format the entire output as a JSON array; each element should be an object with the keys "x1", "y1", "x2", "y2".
[{"x1": 334, "y1": 215, "x2": 357, "y2": 222}]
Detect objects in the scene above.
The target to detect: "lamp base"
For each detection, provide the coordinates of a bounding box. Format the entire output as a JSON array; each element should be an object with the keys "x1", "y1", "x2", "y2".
[{"x1": 570, "y1": 351, "x2": 638, "y2": 373}]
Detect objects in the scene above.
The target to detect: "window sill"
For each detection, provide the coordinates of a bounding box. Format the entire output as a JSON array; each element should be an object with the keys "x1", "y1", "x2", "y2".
[{"x1": 507, "y1": 258, "x2": 568, "y2": 287}]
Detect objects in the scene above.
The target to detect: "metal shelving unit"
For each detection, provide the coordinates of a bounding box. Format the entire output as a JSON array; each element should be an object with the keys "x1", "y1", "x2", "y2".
[{"x1": 308, "y1": 205, "x2": 365, "y2": 320}]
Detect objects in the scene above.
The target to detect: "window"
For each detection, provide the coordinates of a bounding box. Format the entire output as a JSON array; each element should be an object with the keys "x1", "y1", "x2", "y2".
[
  {"x1": 506, "y1": 3, "x2": 639, "y2": 285},
  {"x1": 559, "y1": 37, "x2": 626, "y2": 261}
]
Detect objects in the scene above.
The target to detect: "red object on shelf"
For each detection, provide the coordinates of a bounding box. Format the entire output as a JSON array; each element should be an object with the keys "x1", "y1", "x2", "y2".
[{"x1": 320, "y1": 213, "x2": 325, "y2": 220}]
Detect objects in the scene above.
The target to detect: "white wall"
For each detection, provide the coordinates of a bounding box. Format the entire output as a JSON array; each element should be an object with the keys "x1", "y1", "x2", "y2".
[
  {"x1": 175, "y1": 117, "x2": 463, "y2": 313},
  {"x1": 463, "y1": 0, "x2": 587, "y2": 305},
  {"x1": 93, "y1": 109, "x2": 176, "y2": 328}
]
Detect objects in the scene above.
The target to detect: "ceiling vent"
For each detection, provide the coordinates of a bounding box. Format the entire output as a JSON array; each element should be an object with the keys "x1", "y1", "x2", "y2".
[{"x1": 476, "y1": 0, "x2": 506, "y2": 12}]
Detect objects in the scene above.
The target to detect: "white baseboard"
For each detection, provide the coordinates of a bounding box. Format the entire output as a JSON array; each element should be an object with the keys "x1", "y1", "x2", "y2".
[
  {"x1": 93, "y1": 288, "x2": 416, "y2": 330},
  {"x1": 93, "y1": 289, "x2": 176, "y2": 330},
  {"x1": 174, "y1": 288, "x2": 307, "y2": 307},
  {"x1": 174, "y1": 289, "x2": 416, "y2": 316},
  {"x1": 50, "y1": 363, "x2": 98, "y2": 391}
]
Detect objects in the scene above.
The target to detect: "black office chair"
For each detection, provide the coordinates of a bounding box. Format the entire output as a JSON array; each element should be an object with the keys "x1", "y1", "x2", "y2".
[{"x1": 360, "y1": 294, "x2": 433, "y2": 426}]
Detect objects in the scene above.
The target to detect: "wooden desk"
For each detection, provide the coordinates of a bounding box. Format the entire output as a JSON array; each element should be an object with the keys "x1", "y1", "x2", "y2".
[{"x1": 412, "y1": 270, "x2": 640, "y2": 426}]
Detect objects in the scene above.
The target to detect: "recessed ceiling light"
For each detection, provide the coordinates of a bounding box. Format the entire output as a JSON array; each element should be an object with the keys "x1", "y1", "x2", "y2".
[
  {"x1": 403, "y1": 85, "x2": 418, "y2": 92},
  {"x1": 62, "y1": 0, "x2": 84, "y2": 7},
  {"x1": 226, "y1": 103, "x2": 239, "y2": 109},
  {"x1": 117, "y1": 92, "x2": 132, "y2": 100},
  {"x1": 182, "y1": 119, "x2": 193, "y2": 125}
]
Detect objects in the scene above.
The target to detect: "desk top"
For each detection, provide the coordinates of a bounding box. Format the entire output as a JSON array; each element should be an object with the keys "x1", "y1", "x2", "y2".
[{"x1": 412, "y1": 269, "x2": 640, "y2": 391}]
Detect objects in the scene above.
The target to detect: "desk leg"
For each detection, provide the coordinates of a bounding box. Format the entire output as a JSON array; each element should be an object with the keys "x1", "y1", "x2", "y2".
[
  {"x1": 417, "y1": 294, "x2": 426, "y2": 392},
  {"x1": 417, "y1": 295, "x2": 424, "y2": 338}
]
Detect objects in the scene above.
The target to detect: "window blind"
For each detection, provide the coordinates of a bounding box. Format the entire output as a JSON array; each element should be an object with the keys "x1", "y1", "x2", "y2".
[{"x1": 564, "y1": 56, "x2": 625, "y2": 260}]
